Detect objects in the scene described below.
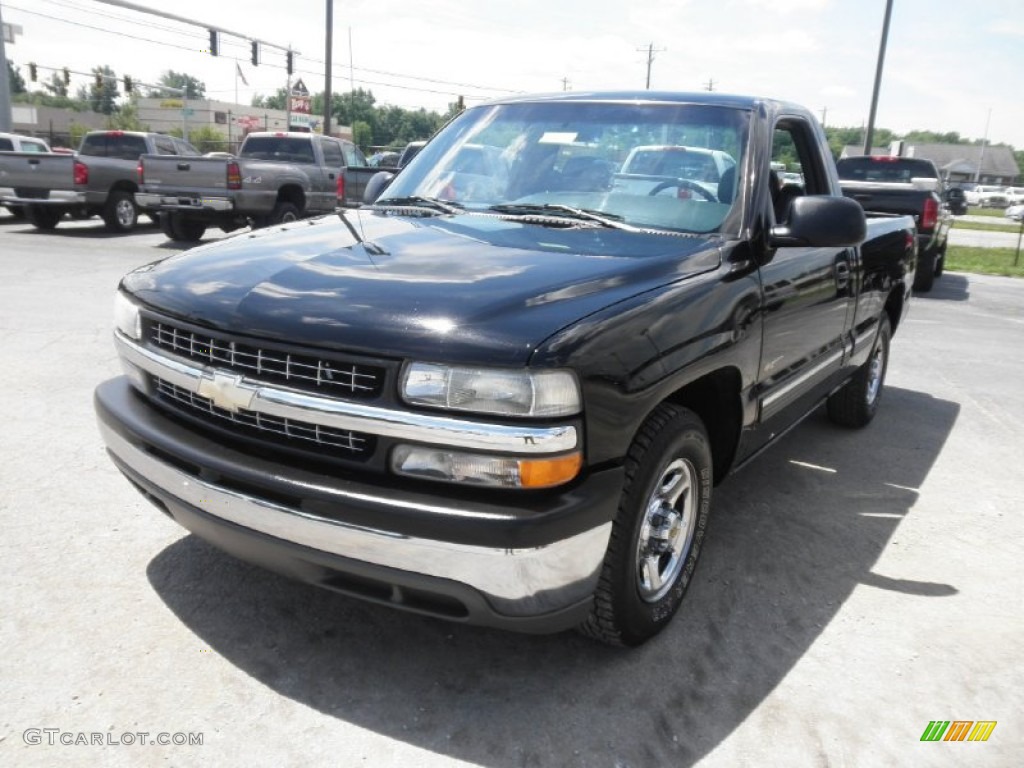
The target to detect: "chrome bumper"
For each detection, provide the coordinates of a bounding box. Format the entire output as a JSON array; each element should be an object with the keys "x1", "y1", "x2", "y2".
[
  {"x1": 0, "y1": 190, "x2": 86, "y2": 205},
  {"x1": 99, "y1": 414, "x2": 611, "y2": 617},
  {"x1": 135, "y1": 192, "x2": 234, "y2": 212}
]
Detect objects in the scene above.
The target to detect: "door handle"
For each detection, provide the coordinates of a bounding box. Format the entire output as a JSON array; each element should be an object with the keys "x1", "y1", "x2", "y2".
[
  {"x1": 328, "y1": 173, "x2": 335, "y2": 179},
  {"x1": 835, "y1": 260, "x2": 851, "y2": 291},
  {"x1": 177, "y1": 163, "x2": 190, "y2": 171}
]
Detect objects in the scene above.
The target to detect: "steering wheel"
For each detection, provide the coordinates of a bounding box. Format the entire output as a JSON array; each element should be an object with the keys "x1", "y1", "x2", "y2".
[{"x1": 648, "y1": 179, "x2": 718, "y2": 201}]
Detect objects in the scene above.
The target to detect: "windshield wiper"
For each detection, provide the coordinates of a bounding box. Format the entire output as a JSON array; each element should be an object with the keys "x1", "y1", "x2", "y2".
[
  {"x1": 372, "y1": 196, "x2": 464, "y2": 214},
  {"x1": 487, "y1": 203, "x2": 640, "y2": 231}
]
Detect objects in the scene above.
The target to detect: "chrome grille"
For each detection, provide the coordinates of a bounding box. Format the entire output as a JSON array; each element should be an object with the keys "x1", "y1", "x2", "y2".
[
  {"x1": 155, "y1": 378, "x2": 372, "y2": 456},
  {"x1": 148, "y1": 321, "x2": 383, "y2": 398}
]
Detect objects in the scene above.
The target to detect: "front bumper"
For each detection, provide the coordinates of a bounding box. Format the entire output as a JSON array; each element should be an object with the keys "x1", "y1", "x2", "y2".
[{"x1": 95, "y1": 377, "x2": 622, "y2": 632}]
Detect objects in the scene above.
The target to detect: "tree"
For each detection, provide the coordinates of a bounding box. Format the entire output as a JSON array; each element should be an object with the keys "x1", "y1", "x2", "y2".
[
  {"x1": 167, "y1": 124, "x2": 227, "y2": 153},
  {"x1": 1015, "y1": 150, "x2": 1024, "y2": 179},
  {"x1": 42, "y1": 71, "x2": 68, "y2": 98},
  {"x1": 252, "y1": 88, "x2": 287, "y2": 110},
  {"x1": 7, "y1": 59, "x2": 26, "y2": 94},
  {"x1": 106, "y1": 102, "x2": 146, "y2": 131},
  {"x1": 89, "y1": 65, "x2": 119, "y2": 115},
  {"x1": 352, "y1": 120, "x2": 373, "y2": 149},
  {"x1": 148, "y1": 70, "x2": 206, "y2": 100}
]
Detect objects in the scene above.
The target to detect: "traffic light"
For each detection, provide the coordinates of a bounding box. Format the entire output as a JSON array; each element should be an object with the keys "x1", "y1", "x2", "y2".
[
  {"x1": 208, "y1": 29, "x2": 219, "y2": 56},
  {"x1": 124, "y1": 76, "x2": 133, "y2": 93},
  {"x1": 251, "y1": 41, "x2": 259, "y2": 66},
  {"x1": 29, "y1": 63, "x2": 38, "y2": 81},
  {"x1": 62, "y1": 68, "x2": 70, "y2": 86},
  {"x1": 286, "y1": 50, "x2": 293, "y2": 75}
]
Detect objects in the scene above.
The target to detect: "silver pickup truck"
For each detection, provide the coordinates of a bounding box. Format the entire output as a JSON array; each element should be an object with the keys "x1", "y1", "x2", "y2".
[
  {"x1": 136, "y1": 132, "x2": 370, "y2": 242},
  {"x1": 0, "y1": 131, "x2": 199, "y2": 232}
]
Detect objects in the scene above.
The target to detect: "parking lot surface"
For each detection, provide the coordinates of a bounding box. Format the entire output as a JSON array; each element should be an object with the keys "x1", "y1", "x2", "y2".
[{"x1": 1, "y1": 212, "x2": 1021, "y2": 767}]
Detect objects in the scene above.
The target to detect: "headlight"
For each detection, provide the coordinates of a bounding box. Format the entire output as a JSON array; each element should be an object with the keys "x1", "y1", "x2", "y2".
[
  {"x1": 401, "y1": 363, "x2": 580, "y2": 417},
  {"x1": 114, "y1": 291, "x2": 141, "y2": 340},
  {"x1": 392, "y1": 445, "x2": 582, "y2": 489}
]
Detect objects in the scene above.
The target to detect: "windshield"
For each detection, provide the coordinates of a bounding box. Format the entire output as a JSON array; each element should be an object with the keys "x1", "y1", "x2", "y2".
[
  {"x1": 381, "y1": 101, "x2": 749, "y2": 234},
  {"x1": 240, "y1": 137, "x2": 315, "y2": 163}
]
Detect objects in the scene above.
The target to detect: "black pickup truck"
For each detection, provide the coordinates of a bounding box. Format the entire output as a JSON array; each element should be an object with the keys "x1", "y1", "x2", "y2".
[
  {"x1": 95, "y1": 92, "x2": 915, "y2": 646},
  {"x1": 837, "y1": 155, "x2": 951, "y2": 292}
]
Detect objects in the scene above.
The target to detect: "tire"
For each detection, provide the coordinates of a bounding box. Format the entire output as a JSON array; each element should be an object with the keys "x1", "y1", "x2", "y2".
[
  {"x1": 269, "y1": 201, "x2": 301, "y2": 225},
  {"x1": 26, "y1": 205, "x2": 63, "y2": 230},
  {"x1": 158, "y1": 212, "x2": 177, "y2": 239},
  {"x1": 934, "y1": 250, "x2": 945, "y2": 278},
  {"x1": 913, "y1": 251, "x2": 936, "y2": 293},
  {"x1": 171, "y1": 217, "x2": 208, "y2": 242},
  {"x1": 102, "y1": 190, "x2": 138, "y2": 233},
  {"x1": 827, "y1": 315, "x2": 890, "y2": 428},
  {"x1": 579, "y1": 403, "x2": 713, "y2": 646}
]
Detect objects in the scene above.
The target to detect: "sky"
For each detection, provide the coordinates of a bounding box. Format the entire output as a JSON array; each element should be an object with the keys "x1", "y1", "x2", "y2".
[{"x1": 3, "y1": 0, "x2": 1023, "y2": 148}]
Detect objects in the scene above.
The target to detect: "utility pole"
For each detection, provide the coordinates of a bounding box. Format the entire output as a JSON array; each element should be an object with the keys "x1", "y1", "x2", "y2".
[
  {"x1": 637, "y1": 43, "x2": 664, "y2": 90},
  {"x1": 0, "y1": 2, "x2": 15, "y2": 132},
  {"x1": 704, "y1": 78, "x2": 715, "y2": 92},
  {"x1": 324, "y1": 0, "x2": 333, "y2": 135},
  {"x1": 973, "y1": 108, "x2": 991, "y2": 184},
  {"x1": 820, "y1": 106, "x2": 828, "y2": 127},
  {"x1": 561, "y1": 77, "x2": 570, "y2": 91},
  {"x1": 863, "y1": 0, "x2": 894, "y2": 155}
]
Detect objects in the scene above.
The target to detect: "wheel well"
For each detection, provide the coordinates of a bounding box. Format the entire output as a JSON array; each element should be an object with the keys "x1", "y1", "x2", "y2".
[
  {"x1": 276, "y1": 185, "x2": 305, "y2": 210},
  {"x1": 109, "y1": 180, "x2": 138, "y2": 195},
  {"x1": 663, "y1": 368, "x2": 742, "y2": 485}
]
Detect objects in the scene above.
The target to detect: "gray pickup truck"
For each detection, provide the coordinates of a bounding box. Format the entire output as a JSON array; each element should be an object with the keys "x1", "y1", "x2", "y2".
[
  {"x1": 0, "y1": 131, "x2": 199, "y2": 232},
  {"x1": 136, "y1": 132, "x2": 372, "y2": 242}
]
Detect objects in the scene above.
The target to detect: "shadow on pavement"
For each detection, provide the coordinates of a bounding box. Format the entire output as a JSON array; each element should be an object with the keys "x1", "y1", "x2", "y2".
[
  {"x1": 147, "y1": 386, "x2": 959, "y2": 767},
  {"x1": 916, "y1": 272, "x2": 969, "y2": 302}
]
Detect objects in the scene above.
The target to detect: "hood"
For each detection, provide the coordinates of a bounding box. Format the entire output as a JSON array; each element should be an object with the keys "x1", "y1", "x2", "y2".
[{"x1": 123, "y1": 210, "x2": 721, "y2": 365}]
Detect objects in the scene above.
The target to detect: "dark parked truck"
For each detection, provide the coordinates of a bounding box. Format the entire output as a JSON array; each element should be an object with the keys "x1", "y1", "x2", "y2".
[
  {"x1": 836, "y1": 155, "x2": 951, "y2": 292},
  {"x1": 136, "y1": 132, "x2": 372, "y2": 241},
  {"x1": 95, "y1": 92, "x2": 916, "y2": 646},
  {"x1": 0, "y1": 130, "x2": 199, "y2": 232}
]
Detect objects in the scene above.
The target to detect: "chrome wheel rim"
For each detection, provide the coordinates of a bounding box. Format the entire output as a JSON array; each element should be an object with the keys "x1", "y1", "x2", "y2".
[
  {"x1": 636, "y1": 457, "x2": 698, "y2": 603},
  {"x1": 280, "y1": 210, "x2": 298, "y2": 222},
  {"x1": 116, "y1": 199, "x2": 135, "y2": 228},
  {"x1": 866, "y1": 341, "x2": 885, "y2": 405}
]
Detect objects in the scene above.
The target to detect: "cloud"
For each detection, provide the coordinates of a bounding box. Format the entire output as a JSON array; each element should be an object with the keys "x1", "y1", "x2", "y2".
[
  {"x1": 743, "y1": 0, "x2": 831, "y2": 12},
  {"x1": 986, "y1": 18, "x2": 1024, "y2": 37}
]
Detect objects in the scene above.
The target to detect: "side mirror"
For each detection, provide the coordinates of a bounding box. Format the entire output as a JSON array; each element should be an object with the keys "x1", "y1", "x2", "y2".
[
  {"x1": 770, "y1": 196, "x2": 867, "y2": 248},
  {"x1": 363, "y1": 171, "x2": 395, "y2": 204}
]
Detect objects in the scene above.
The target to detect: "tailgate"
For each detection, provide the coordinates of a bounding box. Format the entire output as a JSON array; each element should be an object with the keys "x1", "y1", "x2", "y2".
[
  {"x1": 839, "y1": 183, "x2": 924, "y2": 218},
  {"x1": 140, "y1": 155, "x2": 229, "y2": 192},
  {"x1": 0, "y1": 153, "x2": 75, "y2": 196}
]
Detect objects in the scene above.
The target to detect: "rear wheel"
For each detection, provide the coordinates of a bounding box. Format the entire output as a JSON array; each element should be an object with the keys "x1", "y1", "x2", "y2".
[
  {"x1": 269, "y1": 201, "x2": 301, "y2": 224},
  {"x1": 102, "y1": 190, "x2": 138, "y2": 233},
  {"x1": 579, "y1": 403, "x2": 712, "y2": 646},
  {"x1": 26, "y1": 205, "x2": 63, "y2": 230},
  {"x1": 171, "y1": 218, "x2": 207, "y2": 242},
  {"x1": 913, "y1": 250, "x2": 937, "y2": 293},
  {"x1": 827, "y1": 315, "x2": 890, "y2": 428}
]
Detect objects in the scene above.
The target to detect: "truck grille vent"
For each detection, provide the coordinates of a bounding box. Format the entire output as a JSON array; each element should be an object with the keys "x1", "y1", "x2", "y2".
[
  {"x1": 149, "y1": 321, "x2": 383, "y2": 399},
  {"x1": 154, "y1": 378, "x2": 373, "y2": 456}
]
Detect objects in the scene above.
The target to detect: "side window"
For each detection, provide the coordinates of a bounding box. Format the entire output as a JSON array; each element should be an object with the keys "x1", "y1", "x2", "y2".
[
  {"x1": 22, "y1": 141, "x2": 48, "y2": 153},
  {"x1": 0, "y1": 139, "x2": 14, "y2": 151},
  {"x1": 320, "y1": 139, "x2": 344, "y2": 168},
  {"x1": 174, "y1": 140, "x2": 201, "y2": 156},
  {"x1": 153, "y1": 137, "x2": 177, "y2": 155},
  {"x1": 770, "y1": 118, "x2": 828, "y2": 223},
  {"x1": 340, "y1": 141, "x2": 366, "y2": 167}
]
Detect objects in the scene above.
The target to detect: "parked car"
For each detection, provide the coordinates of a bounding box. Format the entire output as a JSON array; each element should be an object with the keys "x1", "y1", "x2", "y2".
[
  {"x1": 1006, "y1": 203, "x2": 1024, "y2": 222},
  {"x1": 836, "y1": 155, "x2": 951, "y2": 292},
  {"x1": 944, "y1": 186, "x2": 968, "y2": 216},
  {"x1": 964, "y1": 185, "x2": 1009, "y2": 208},
  {"x1": 96, "y1": 91, "x2": 917, "y2": 647},
  {"x1": 0, "y1": 130, "x2": 199, "y2": 231},
  {"x1": 0, "y1": 132, "x2": 52, "y2": 219},
  {"x1": 397, "y1": 140, "x2": 427, "y2": 169},
  {"x1": 1004, "y1": 187, "x2": 1024, "y2": 206}
]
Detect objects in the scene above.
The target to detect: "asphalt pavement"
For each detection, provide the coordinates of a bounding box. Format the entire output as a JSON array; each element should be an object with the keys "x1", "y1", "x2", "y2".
[{"x1": 0, "y1": 212, "x2": 1021, "y2": 767}]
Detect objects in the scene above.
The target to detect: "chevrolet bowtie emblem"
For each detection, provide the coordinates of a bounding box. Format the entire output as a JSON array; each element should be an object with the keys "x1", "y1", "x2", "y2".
[{"x1": 196, "y1": 371, "x2": 256, "y2": 413}]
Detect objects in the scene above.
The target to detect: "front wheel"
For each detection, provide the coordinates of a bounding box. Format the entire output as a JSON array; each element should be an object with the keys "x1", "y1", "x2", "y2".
[
  {"x1": 269, "y1": 201, "x2": 300, "y2": 224},
  {"x1": 579, "y1": 403, "x2": 712, "y2": 646},
  {"x1": 827, "y1": 315, "x2": 891, "y2": 428}
]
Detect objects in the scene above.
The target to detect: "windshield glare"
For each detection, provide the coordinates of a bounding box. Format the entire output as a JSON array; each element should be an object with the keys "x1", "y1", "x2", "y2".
[{"x1": 381, "y1": 101, "x2": 749, "y2": 234}]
